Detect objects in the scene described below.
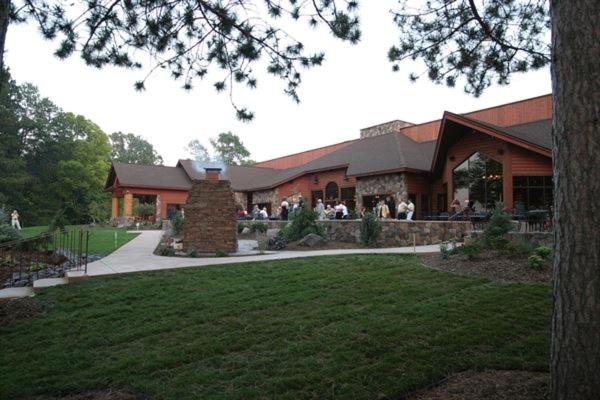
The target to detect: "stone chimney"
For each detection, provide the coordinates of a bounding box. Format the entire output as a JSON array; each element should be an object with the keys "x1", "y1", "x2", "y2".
[
  {"x1": 360, "y1": 120, "x2": 414, "y2": 139},
  {"x1": 204, "y1": 167, "x2": 222, "y2": 181}
]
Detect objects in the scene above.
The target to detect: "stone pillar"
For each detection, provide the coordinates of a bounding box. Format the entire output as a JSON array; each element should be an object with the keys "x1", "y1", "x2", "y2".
[
  {"x1": 124, "y1": 191, "x2": 133, "y2": 218},
  {"x1": 111, "y1": 196, "x2": 120, "y2": 218},
  {"x1": 155, "y1": 194, "x2": 162, "y2": 219}
]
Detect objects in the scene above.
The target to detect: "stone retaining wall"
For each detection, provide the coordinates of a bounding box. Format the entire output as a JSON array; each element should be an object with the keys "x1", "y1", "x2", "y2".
[{"x1": 238, "y1": 219, "x2": 471, "y2": 247}]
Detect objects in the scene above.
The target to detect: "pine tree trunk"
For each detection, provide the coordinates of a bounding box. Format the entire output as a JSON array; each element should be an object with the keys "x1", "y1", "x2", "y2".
[
  {"x1": 550, "y1": 1, "x2": 600, "y2": 399},
  {"x1": 0, "y1": 0, "x2": 9, "y2": 71}
]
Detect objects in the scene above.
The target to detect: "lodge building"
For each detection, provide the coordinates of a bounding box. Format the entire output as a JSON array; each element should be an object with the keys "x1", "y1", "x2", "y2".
[{"x1": 105, "y1": 94, "x2": 553, "y2": 220}]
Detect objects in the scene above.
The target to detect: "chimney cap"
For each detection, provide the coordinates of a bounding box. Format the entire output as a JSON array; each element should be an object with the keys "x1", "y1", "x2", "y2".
[{"x1": 204, "y1": 167, "x2": 222, "y2": 172}]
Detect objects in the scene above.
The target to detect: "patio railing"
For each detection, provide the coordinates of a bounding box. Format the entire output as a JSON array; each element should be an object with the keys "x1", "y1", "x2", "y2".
[{"x1": 0, "y1": 228, "x2": 90, "y2": 288}]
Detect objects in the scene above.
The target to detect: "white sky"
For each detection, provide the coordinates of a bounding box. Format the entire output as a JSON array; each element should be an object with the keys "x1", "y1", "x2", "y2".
[{"x1": 5, "y1": 1, "x2": 551, "y2": 166}]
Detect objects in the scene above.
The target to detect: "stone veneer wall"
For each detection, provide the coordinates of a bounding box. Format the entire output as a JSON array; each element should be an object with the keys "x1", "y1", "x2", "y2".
[
  {"x1": 239, "y1": 219, "x2": 470, "y2": 247},
  {"x1": 355, "y1": 174, "x2": 407, "y2": 211},
  {"x1": 233, "y1": 191, "x2": 246, "y2": 209},
  {"x1": 252, "y1": 189, "x2": 279, "y2": 210},
  {"x1": 360, "y1": 120, "x2": 414, "y2": 139},
  {"x1": 183, "y1": 179, "x2": 238, "y2": 253}
]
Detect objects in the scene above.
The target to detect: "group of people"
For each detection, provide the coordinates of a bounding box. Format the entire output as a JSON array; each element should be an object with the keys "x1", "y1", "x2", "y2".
[
  {"x1": 375, "y1": 198, "x2": 415, "y2": 220},
  {"x1": 238, "y1": 195, "x2": 416, "y2": 221},
  {"x1": 314, "y1": 199, "x2": 349, "y2": 220}
]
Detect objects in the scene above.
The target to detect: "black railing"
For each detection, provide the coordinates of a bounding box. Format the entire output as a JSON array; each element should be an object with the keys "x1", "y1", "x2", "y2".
[
  {"x1": 0, "y1": 229, "x2": 90, "y2": 288},
  {"x1": 423, "y1": 211, "x2": 553, "y2": 233}
]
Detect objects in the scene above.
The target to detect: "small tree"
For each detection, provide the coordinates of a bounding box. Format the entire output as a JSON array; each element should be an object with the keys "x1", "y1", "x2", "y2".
[
  {"x1": 360, "y1": 212, "x2": 381, "y2": 247},
  {"x1": 135, "y1": 203, "x2": 156, "y2": 218},
  {"x1": 483, "y1": 202, "x2": 514, "y2": 248},
  {"x1": 171, "y1": 211, "x2": 184, "y2": 235},
  {"x1": 281, "y1": 207, "x2": 324, "y2": 241}
]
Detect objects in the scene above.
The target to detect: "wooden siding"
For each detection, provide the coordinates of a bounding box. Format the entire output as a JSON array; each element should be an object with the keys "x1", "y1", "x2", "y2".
[
  {"x1": 464, "y1": 94, "x2": 552, "y2": 127},
  {"x1": 441, "y1": 130, "x2": 551, "y2": 210},
  {"x1": 255, "y1": 140, "x2": 358, "y2": 169},
  {"x1": 398, "y1": 94, "x2": 552, "y2": 143},
  {"x1": 511, "y1": 146, "x2": 553, "y2": 175}
]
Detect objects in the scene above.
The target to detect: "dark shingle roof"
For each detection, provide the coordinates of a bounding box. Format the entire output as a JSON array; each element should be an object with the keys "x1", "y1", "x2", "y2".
[
  {"x1": 459, "y1": 115, "x2": 552, "y2": 150},
  {"x1": 109, "y1": 163, "x2": 192, "y2": 190}
]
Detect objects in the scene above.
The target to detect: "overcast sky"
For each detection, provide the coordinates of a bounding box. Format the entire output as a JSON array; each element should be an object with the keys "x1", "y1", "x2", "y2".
[{"x1": 5, "y1": 1, "x2": 551, "y2": 166}]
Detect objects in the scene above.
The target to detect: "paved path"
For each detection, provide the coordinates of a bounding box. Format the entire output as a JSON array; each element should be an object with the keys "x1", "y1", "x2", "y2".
[{"x1": 79, "y1": 231, "x2": 441, "y2": 277}]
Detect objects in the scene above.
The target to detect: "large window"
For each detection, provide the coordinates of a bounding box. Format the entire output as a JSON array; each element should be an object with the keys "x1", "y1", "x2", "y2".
[
  {"x1": 325, "y1": 182, "x2": 339, "y2": 204},
  {"x1": 453, "y1": 152, "x2": 503, "y2": 212},
  {"x1": 513, "y1": 176, "x2": 553, "y2": 212}
]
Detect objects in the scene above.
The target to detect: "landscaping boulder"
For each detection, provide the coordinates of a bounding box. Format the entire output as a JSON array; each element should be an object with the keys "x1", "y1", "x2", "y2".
[
  {"x1": 241, "y1": 227, "x2": 251, "y2": 235},
  {"x1": 298, "y1": 233, "x2": 326, "y2": 247},
  {"x1": 266, "y1": 228, "x2": 280, "y2": 239}
]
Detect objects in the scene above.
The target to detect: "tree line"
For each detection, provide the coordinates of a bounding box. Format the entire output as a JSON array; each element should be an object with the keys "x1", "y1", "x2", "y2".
[{"x1": 0, "y1": 70, "x2": 252, "y2": 227}]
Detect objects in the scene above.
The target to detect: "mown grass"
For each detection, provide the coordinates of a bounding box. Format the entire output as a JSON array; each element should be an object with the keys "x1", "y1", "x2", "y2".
[
  {"x1": 0, "y1": 255, "x2": 551, "y2": 399},
  {"x1": 20, "y1": 226, "x2": 139, "y2": 256}
]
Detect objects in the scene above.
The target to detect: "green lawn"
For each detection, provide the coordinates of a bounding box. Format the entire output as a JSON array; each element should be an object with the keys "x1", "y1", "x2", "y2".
[
  {"x1": 0, "y1": 255, "x2": 551, "y2": 399},
  {"x1": 20, "y1": 226, "x2": 140, "y2": 256}
]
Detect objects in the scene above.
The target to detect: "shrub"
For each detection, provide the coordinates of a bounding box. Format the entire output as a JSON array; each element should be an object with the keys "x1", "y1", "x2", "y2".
[
  {"x1": 534, "y1": 246, "x2": 552, "y2": 259},
  {"x1": 250, "y1": 222, "x2": 268, "y2": 233},
  {"x1": 456, "y1": 238, "x2": 483, "y2": 260},
  {"x1": 237, "y1": 224, "x2": 245, "y2": 234},
  {"x1": 215, "y1": 250, "x2": 228, "y2": 257},
  {"x1": 268, "y1": 234, "x2": 288, "y2": 250},
  {"x1": 440, "y1": 242, "x2": 451, "y2": 259},
  {"x1": 529, "y1": 254, "x2": 545, "y2": 270},
  {"x1": 0, "y1": 224, "x2": 21, "y2": 244},
  {"x1": 171, "y1": 211, "x2": 184, "y2": 235},
  {"x1": 48, "y1": 209, "x2": 68, "y2": 232},
  {"x1": 281, "y1": 207, "x2": 324, "y2": 241},
  {"x1": 483, "y1": 202, "x2": 514, "y2": 248},
  {"x1": 159, "y1": 247, "x2": 175, "y2": 256},
  {"x1": 135, "y1": 203, "x2": 155, "y2": 217},
  {"x1": 360, "y1": 212, "x2": 381, "y2": 247}
]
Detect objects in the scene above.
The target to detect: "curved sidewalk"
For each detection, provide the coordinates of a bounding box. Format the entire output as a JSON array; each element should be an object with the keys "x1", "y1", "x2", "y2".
[{"x1": 79, "y1": 230, "x2": 441, "y2": 277}]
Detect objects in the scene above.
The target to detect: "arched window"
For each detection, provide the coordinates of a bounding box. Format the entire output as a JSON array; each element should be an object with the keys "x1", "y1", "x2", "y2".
[
  {"x1": 453, "y1": 152, "x2": 503, "y2": 212},
  {"x1": 325, "y1": 182, "x2": 339, "y2": 201}
]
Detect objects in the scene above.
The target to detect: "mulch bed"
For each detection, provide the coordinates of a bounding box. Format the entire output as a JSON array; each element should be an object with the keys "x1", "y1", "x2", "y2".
[
  {"x1": 403, "y1": 370, "x2": 550, "y2": 400},
  {"x1": 419, "y1": 251, "x2": 552, "y2": 283},
  {"x1": 24, "y1": 389, "x2": 148, "y2": 400},
  {"x1": 0, "y1": 297, "x2": 54, "y2": 327}
]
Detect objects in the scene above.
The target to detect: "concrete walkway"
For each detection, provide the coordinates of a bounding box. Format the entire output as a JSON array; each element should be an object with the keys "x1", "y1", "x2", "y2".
[{"x1": 74, "y1": 230, "x2": 441, "y2": 277}]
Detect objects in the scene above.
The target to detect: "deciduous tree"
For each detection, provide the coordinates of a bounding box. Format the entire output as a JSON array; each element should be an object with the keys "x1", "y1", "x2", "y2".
[
  {"x1": 210, "y1": 131, "x2": 253, "y2": 165},
  {"x1": 110, "y1": 131, "x2": 163, "y2": 165}
]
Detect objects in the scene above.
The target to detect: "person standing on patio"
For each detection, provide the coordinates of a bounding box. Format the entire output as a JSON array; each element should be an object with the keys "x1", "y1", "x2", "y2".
[
  {"x1": 11, "y1": 210, "x2": 21, "y2": 230},
  {"x1": 259, "y1": 207, "x2": 269, "y2": 220},
  {"x1": 406, "y1": 199, "x2": 415, "y2": 221},
  {"x1": 378, "y1": 200, "x2": 390, "y2": 219},
  {"x1": 281, "y1": 198, "x2": 289, "y2": 221},
  {"x1": 314, "y1": 199, "x2": 325, "y2": 219},
  {"x1": 397, "y1": 198, "x2": 408, "y2": 220}
]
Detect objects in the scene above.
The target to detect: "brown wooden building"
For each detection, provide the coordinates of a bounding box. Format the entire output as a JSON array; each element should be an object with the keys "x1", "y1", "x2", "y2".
[{"x1": 105, "y1": 94, "x2": 553, "y2": 220}]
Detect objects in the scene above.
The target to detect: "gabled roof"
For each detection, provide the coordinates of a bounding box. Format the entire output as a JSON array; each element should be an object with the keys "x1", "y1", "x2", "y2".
[
  {"x1": 431, "y1": 112, "x2": 552, "y2": 175},
  {"x1": 105, "y1": 162, "x2": 192, "y2": 191}
]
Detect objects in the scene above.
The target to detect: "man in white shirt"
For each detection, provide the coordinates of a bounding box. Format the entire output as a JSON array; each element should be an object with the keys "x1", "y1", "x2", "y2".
[
  {"x1": 339, "y1": 201, "x2": 349, "y2": 219},
  {"x1": 406, "y1": 199, "x2": 415, "y2": 221},
  {"x1": 397, "y1": 199, "x2": 408, "y2": 220},
  {"x1": 260, "y1": 207, "x2": 269, "y2": 219}
]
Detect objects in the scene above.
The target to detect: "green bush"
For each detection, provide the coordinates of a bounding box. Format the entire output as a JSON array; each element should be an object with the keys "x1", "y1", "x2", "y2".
[
  {"x1": 135, "y1": 203, "x2": 156, "y2": 217},
  {"x1": 0, "y1": 224, "x2": 21, "y2": 244},
  {"x1": 534, "y1": 246, "x2": 552, "y2": 259},
  {"x1": 171, "y1": 211, "x2": 184, "y2": 235},
  {"x1": 215, "y1": 250, "x2": 228, "y2": 257},
  {"x1": 237, "y1": 224, "x2": 245, "y2": 234},
  {"x1": 281, "y1": 207, "x2": 324, "y2": 241},
  {"x1": 483, "y1": 202, "x2": 514, "y2": 248},
  {"x1": 528, "y1": 254, "x2": 545, "y2": 270},
  {"x1": 360, "y1": 212, "x2": 381, "y2": 247},
  {"x1": 48, "y1": 209, "x2": 68, "y2": 232},
  {"x1": 440, "y1": 242, "x2": 451, "y2": 259},
  {"x1": 250, "y1": 222, "x2": 268, "y2": 233}
]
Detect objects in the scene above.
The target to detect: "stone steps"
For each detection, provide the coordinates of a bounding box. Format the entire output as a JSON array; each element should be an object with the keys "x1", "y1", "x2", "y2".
[
  {"x1": 0, "y1": 286, "x2": 35, "y2": 299},
  {"x1": 33, "y1": 278, "x2": 68, "y2": 292}
]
